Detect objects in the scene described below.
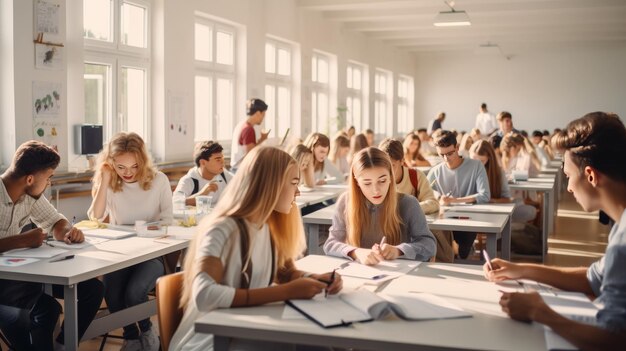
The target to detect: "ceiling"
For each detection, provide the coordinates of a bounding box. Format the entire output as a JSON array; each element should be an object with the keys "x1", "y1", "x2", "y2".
[{"x1": 296, "y1": 0, "x2": 626, "y2": 55}]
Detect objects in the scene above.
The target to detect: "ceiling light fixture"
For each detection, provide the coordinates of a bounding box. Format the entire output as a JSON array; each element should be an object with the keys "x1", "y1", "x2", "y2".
[{"x1": 434, "y1": 1, "x2": 471, "y2": 27}]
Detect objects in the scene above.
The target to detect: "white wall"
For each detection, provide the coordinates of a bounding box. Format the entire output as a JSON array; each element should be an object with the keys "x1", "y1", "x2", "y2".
[{"x1": 414, "y1": 46, "x2": 626, "y2": 133}]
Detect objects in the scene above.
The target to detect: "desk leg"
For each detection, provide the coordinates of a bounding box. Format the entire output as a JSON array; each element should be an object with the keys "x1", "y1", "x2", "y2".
[
  {"x1": 214, "y1": 335, "x2": 230, "y2": 351},
  {"x1": 542, "y1": 191, "x2": 550, "y2": 263},
  {"x1": 486, "y1": 234, "x2": 496, "y2": 264},
  {"x1": 306, "y1": 223, "x2": 320, "y2": 256},
  {"x1": 64, "y1": 284, "x2": 78, "y2": 351},
  {"x1": 502, "y1": 216, "x2": 511, "y2": 260}
]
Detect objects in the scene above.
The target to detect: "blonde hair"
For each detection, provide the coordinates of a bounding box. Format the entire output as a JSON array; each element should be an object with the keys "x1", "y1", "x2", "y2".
[
  {"x1": 303, "y1": 132, "x2": 330, "y2": 172},
  {"x1": 329, "y1": 134, "x2": 350, "y2": 164},
  {"x1": 289, "y1": 144, "x2": 312, "y2": 168},
  {"x1": 500, "y1": 132, "x2": 541, "y2": 171},
  {"x1": 402, "y1": 133, "x2": 426, "y2": 163},
  {"x1": 459, "y1": 133, "x2": 474, "y2": 153},
  {"x1": 346, "y1": 147, "x2": 402, "y2": 247},
  {"x1": 180, "y1": 146, "x2": 305, "y2": 308},
  {"x1": 92, "y1": 132, "x2": 156, "y2": 193}
]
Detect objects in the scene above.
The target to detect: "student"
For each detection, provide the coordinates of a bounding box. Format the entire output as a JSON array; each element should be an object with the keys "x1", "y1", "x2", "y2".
[
  {"x1": 324, "y1": 147, "x2": 436, "y2": 265},
  {"x1": 458, "y1": 133, "x2": 474, "y2": 159},
  {"x1": 531, "y1": 130, "x2": 552, "y2": 166},
  {"x1": 303, "y1": 132, "x2": 343, "y2": 185},
  {"x1": 475, "y1": 102, "x2": 497, "y2": 136},
  {"x1": 416, "y1": 128, "x2": 437, "y2": 156},
  {"x1": 88, "y1": 132, "x2": 173, "y2": 351},
  {"x1": 174, "y1": 141, "x2": 233, "y2": 206},
  {"x1": 329, "y1": 133, "x2": 351, "y2": 176},
  {"x1": 427, "y1": 112, "x2": 446, "y2": 135},
  {"x1": 289, "y1": 144, "x2": 315, "y2": 188},
  {"x1": 0, "y1": 141, "x2": 103, "y2": 351},
  {"x1": 364, "y1": 128, "x2": 375, "y2": 146},
  {"x1": 427, "y1": 130, "x2": 490, "y2": 259},
  {"x1": 344, "y1": 125, "x2": 356, "y2": 139},
  {"x1": 169, "y1": 146, "x2": 342, "y2": 350},
  {"x1": 491, "y1": 111, "x2": 520, "y2": 138},
  {"x1": 469, "y1": 127, "x2": 482, "y2": 142},
  {"x1": 379, "y1": 138, "x2": 439, "y2": 215},
  {"x1": 469, "y1": 140, "x2": 536, "y2": 223},
  {"x1": 500, "y1": 132, "x2": 542, "y2": 178},
  {"x1": 349, "y1": 132, "x2": 369, "y2": 164},
  {"x1": 230, "y1": 98, "x2": 269, "y2": 171},
  {"x1": 403, "y1": 133, "x2": 431, "y2": 168},
  {"x1": 484, "y1": 112, "x2": 626, "y2": 349}
]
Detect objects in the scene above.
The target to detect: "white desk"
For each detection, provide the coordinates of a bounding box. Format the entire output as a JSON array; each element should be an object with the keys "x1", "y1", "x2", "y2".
[
  {"x1": 302, "y1": 204, "x2": 511, "y2": 260},
  {"x1": 296, "y1": 184, "x2": 346, "y2": 209},
  {"x1": 509, "y1": 180, "x2": 555, "y2": 262},
  {"x1": 195, "y1": 255, "x2": 547, "y2": 351},
  {"x1": 0, "y1": 236, "x2": 189, "y2": 350}
]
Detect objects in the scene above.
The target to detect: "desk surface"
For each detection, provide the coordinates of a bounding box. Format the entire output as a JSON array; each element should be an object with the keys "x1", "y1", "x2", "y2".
[
  {"x1": 0, "y1": 236, "x2": 188, "y2": 285},
  {"x1": 441, "y1": 203, "x2": 515, "y2": 214},
  {"x1": 296, "y1": 184, "x2": 346, "y2": 209},
  {"x1": 195, "y1": 255, "x2": 547, "y2": 351}
]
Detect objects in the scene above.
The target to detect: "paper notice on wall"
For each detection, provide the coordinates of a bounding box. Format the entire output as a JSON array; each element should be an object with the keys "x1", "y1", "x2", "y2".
[
  {"x1": 35, "y1": 43, "x2": 64, "y2": 70},
  {"x1": 33, "y1": 81, "x2": 62, "y2": 118},
  {"x1": 36, "y1": 0, "x2": 60, "y2": 35}
]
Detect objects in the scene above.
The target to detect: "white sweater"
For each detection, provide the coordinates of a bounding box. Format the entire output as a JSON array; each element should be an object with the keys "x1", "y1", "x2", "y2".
[{"x1": 93, "y1": 171, "x2": 173, "y2": 225}]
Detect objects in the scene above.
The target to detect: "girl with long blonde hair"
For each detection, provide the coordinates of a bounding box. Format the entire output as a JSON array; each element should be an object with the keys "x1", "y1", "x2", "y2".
[
  {"x1": 303, "y1": 132, "x2": 343, "y2": 185},
  {"x1": 403, "y1": 133, "x2": 430, "y2": 167},
  {"x1": 329, "y1": 133, "x2": 351, "y2": 176},
  {"x1": 324, "y1": 147, "x2": 435, "y2": 265},
  {"x1": 170, "y1": 146, "x2": 342, "y2": 351},
  {"x1": 500, "y1": 132, "x2": 542, "y2": 178},
  {"x1": 289, "y1": 144, "x2": 315, "y2": 188},
  {"x1": 88, "y1": 132, "x2": 173, "y2": 351}
]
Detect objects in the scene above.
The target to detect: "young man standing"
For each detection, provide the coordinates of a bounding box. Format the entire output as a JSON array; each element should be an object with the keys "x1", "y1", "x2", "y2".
[
  {"x1": 475, "y1": 102, "x2": 497, "y2": 136},
  {"x1": 230, "y1": 98, "x2": 269, "y2": 171},
  {"x1": 427, "y1": 112, "x2": 446, "y2": 136},
  {"x1": 427, "y1": 131, "x2": 491, "y2": 259},
  {"x1": 0, "y1": 141, "x2": 103, "y2": 350},
  {"x1": 174, "y1": 141, "x2": 233, "y2": 206}
]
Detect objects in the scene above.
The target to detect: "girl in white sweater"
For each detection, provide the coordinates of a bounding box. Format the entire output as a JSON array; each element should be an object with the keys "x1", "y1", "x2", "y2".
[{"x1": 88, "y1": 132, "x2": 173, "y2": 351}]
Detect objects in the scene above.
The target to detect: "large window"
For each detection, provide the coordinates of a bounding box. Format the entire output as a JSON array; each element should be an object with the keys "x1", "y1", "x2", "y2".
[
  {"x1": 83, "y1": 0, "x2": 150, "y2": 142},
  {"x1": 346, "y1": 62, "x2": 366, "y2": 132},
  {"x1": 264, "y1": 38, "x2": 293, "y2": 138},
  {"x1": 194, "y1": 17, "x2": 236, "y2": 142},
  {"x1": 374, "y1": 69, "x2": 392, "y2": 137},
  {"x1": 397, "y1": 75, "x2": 414, "y2": 134},
  {"x1": 311, "y1": 52, "x2": 330, "y2": 134}
]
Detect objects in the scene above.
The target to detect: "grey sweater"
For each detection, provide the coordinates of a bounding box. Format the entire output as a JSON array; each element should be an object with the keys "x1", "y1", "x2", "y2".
[
  {"x1": 426, "y1": 158, "x2": 491, "y2": 204},
  {"x1": 323, "y1": 193, "x2": 436, "y2": 261}
]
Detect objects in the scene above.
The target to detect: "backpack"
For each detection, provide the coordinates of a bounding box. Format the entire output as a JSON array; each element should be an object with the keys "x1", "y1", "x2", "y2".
[
  {"x1": 191, "y1": 172, "x2": 229, "y2": 196},
  {"x1": 408, "y1": 168, "x2": 420, "y2": 198}
]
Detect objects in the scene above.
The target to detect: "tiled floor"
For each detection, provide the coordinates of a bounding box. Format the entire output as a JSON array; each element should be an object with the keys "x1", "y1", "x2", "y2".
[{"x1": 1, "y1": 190, "x2": 611, "y2": 350}]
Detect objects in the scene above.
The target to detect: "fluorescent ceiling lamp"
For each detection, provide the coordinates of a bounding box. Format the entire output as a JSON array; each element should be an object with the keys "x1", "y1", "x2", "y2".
[{"x1": 434, "y1": 10, "x2": 471, "y2": 27}]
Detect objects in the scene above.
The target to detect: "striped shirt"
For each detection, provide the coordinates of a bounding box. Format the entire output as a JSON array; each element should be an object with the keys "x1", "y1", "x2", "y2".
[{"x1": 0, "y1": 179, "x2": 65, "y2": 239}]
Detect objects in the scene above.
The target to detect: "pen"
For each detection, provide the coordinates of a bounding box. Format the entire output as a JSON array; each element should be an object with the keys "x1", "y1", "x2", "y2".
[
  {"x1": 483, "y1": 250, "x2": 493, "y2": 271},
  {"x1": 448, "y1": 216, "x2": 470, "y2": 220},
  {"x1": 50, "y1": 255, "x2": 75, "y2": 263},
  {"x1": 326, "y1": 269, "x2": 337, "y2": 298}
]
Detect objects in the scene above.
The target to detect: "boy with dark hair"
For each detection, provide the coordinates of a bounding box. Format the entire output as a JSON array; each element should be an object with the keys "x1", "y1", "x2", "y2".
[
  {"x1": 0, "y1": 141, "x2": 103, "y2": 350},
  {"x1": 230, "y1": 98, "x2": 269, "y2": 171},
  {"x1": 174, "y1": 141, "x2": 233, "y2": 206},
  {"x1": 427, "y1": 131, "x2": 491, "y2": 259}
]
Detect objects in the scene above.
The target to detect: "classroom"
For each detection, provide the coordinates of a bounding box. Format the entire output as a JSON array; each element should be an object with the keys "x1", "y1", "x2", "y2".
[{"x1": 1, "y1": 1, "x2": 626, "y2": 350}]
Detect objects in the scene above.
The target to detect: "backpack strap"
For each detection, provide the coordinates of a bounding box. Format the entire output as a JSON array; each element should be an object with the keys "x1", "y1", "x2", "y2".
[
  {"x1": 220, "y1": 172, "x2": 228, "y2": 184},
  {"x1": 408, "y1": 168, "x2": 420, "y2": 198},
  {"x1": 191, "y1": 178, "x2": 199, "y2": 196},
  {"x1": 233, "y1": 218, "x2": 275, "y2": 289}
]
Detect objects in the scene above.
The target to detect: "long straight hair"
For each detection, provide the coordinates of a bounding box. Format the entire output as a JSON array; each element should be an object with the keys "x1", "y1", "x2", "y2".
[
  {"x1": 303, "y1": 132, "x2": 330, "y2": 172},
  {"x1": 347, "y1": 147, "x2": 402, "y2": 247},
  {"x1": 92, "y1": 132, "x2": 156, "y2": 193},
  {"x1": 180, "y1": 146, "x2": 305, "y2": 309},
  {"x1": 329, "y1": 134, "x2": 350, "y2": 165},
  {"x1": 403, "y1": 133, "x2": 426, "y2": 163},
  {"x1": 470, "y1": 140, "x2": 503, "y2": 198}
]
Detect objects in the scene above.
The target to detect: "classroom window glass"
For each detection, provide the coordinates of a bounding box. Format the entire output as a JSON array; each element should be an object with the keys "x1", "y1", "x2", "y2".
[
  {"x1": 374, "y1": 69, "x2": 392, "y2": 136},
  {"x1": 397, "y1": 75, "x2": 414, "y2": 134},
  {"x1": 120, "y1": 66, "x2": 146, "y2": 137},
  {"x1": 216, "y1": 30, "x2": 233, "y2": 65},
  {"x1": 346, "y1": 62, "x2": 366, "y2": 132},
  {"x1": 194, "y1": 23, "x2": 212, "y2": 62},
  {"x1": 194, "y1": 75, "x2": 213, "y2": 141},
  {"x1": 83, "y1": 0, "x2": 112, "y2": 41},
  {"x1": 121, "y1": 2, "x2": 147, "y2": 48},
  {"x1": 84, "y1": 63, "x2": 111, "y2": 126},
  {"x1": 265, "y1": 37, "x2": 294, "y2": 138},
  {"x1": 312, "y1": 52, "x2": 331, "y2": 134}
]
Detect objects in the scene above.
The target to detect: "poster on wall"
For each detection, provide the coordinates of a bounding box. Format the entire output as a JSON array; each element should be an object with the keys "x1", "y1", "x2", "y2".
[
  {"x1": 33, "y1": 119, "x2": 60, "y2": 152},
  {"x1": 167, "y1": 90, "x2": 188, "y2": 136},
  {"x1": 32, "y1": 81, "x2": 62, "y2": 119},
  {"x1": 35, "y1": 0, "x2": 60, "y2": 35},
  {"x1": 35, "y1": 43, "x2": 64, "y2": 70}
]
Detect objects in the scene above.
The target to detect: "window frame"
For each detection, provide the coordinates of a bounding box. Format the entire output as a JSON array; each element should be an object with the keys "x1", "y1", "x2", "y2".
[
  {"x1": 264, "y1": 37, "x2": 294, "y2": 138},
  {"x1": 346, "y1": 61, "x2": 367, "y2": 132},
  {"x1": 311, "y1": 51, "x2": 331, "y2": 134}
]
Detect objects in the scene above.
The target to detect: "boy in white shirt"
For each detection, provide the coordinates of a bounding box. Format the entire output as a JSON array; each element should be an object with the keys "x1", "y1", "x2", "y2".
[{"x1": 174, "y1": 141, "x2": 233, "y2": 206}]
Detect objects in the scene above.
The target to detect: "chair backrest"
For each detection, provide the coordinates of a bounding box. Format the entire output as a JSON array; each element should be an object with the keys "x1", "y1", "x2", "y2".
[{"x1": 156, "y1": 272, "x2": 184, "y2": 351}]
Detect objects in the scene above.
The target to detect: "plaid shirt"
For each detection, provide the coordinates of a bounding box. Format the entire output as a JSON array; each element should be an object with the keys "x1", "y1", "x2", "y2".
[{"x1": 0, "y1": 180, "x2": 65, "y2": 239}]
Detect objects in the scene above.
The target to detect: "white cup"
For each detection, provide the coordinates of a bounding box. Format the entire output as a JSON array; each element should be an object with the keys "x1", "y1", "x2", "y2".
[{"x1": 196, "y1": 195, "x2": 213, "y2": 215}]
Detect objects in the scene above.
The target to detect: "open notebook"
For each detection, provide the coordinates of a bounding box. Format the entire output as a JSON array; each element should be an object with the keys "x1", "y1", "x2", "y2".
[
  {"x1": 287, "y1": 289, "x2": 471, "y2": 328},
  {"x1": 82, "y1": 228, "x2": 135, "y2": 240}
]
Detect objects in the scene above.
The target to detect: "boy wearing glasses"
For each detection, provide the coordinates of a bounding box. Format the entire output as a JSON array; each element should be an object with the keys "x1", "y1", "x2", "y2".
[
  {"x1": 427, "y1": 131, "x2": 491, "y2": 259},
  {"x1": 174, "y1": 141, "x2": 233, "y2": 207},
  {"x1": 0, "y1": 141, "x2": 103, "y2": 350}
]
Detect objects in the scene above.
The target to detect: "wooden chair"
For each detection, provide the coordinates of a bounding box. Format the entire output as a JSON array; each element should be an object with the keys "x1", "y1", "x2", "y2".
[{"x1": 156, "y1": 272, "x2": 184, "y2": 351}]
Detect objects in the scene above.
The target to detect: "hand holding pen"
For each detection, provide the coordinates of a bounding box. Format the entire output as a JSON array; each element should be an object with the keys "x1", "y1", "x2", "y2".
[
  {"x1": 313, "y1": 270, "x2": 343, "y2": 297},
  {"x1": 63, "y1": 216, "x2": 85, "y2": 244},
  {"x1": 373, "y1": 236, "x2": 401, "y2": 260}
]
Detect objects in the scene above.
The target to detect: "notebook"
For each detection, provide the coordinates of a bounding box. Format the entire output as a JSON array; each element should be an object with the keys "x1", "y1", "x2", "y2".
[
  {"x1": 1, "y1": 246, "x2": 69, "y2": 258},
  {"x1": 287, "y1": 289, "x2": 471, "y2": 328},
  {"x1": 82, "y1": 228, "x2": 136, "y2": 240}
]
